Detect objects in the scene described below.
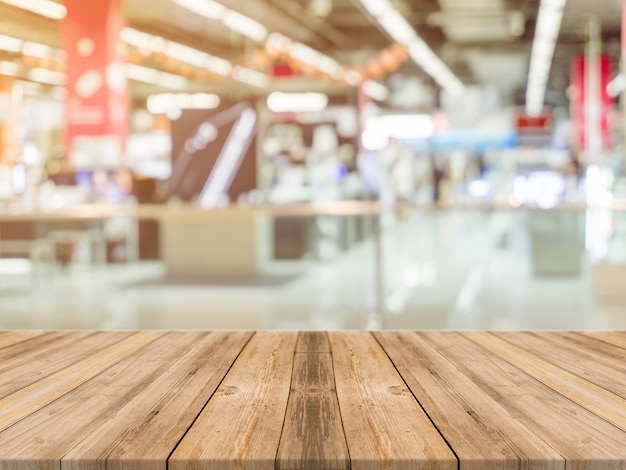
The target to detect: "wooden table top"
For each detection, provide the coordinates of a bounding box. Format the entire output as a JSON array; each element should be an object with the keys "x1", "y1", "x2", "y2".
[{"x1": 1, "y1": 330, "x2": 626, "y2": 470}]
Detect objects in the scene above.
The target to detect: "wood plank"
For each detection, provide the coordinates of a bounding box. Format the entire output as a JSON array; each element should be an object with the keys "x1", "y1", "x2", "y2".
[
  {"x1": 60, "y1": 331, "x2": 252, "y2": 470},
  {"x1": 0, "y1": 331, "x2": 164, "y2": 433},
  {"x1": 169, "y1": 331, "x2": 298, "y2": 470},
  {"x1": 493, "y1": 331, "x2": 626, "y2": 400},
  {"x1": 0, "y1": 330, "x2": 45, "y2": 350},
  {"x1": 295, "y1": 331, "x2": 330, "y2": 353},
  {"x1": 580, "y1": 331, "x2": 626, "y2": 350},
  {"x1": 328, "y1": 331, "x2": 457, "y2": 470},
  {"x1": 277, "y1": 332, "x2": 349, "y2": 470},
  {"x1": 465, "y1": 331, "x2": 626, "y2": 432},
  {"x1": 374, "y1": 331, "x2": 564, "y2": 470},
  {"x1": 0, "y1": 332, "x2": 228, "y2": 470},
  {"x1": 0, "y1": 331, "x2": 132, "y2": 399},
  {"x1": 431, "y1": 332, "x2": 626, "y2": 467}
]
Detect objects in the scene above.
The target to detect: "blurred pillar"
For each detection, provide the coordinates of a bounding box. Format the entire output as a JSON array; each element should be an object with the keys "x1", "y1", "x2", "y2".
[
  {"x1": 0, "y1": 75, "x2": 20, "y2": 165},
  {"x1": 62, "y1": 0, "x2": 128, "y2": 168},
  {"x1": 585, "y1": 16, "x2": 602, "y2": 162}
]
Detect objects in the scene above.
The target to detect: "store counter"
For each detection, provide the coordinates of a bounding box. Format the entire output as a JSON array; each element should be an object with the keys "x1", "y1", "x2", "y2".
[
  {"x1": 0, "y1": 201, "x2": 382, "y2": 280},
  {"x1": 0, "y1": 330, "x2": 625, "y2": 469}
]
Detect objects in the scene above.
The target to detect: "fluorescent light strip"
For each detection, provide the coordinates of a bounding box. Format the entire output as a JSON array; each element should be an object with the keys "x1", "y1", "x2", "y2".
[
  {"x1": 232, "y1": 66, "x2": 270, "y2": 88},
  {"x1": 362, "y1": 79, "x2": 389, "y2": 101},
  {"x1": 27, "y1": 67, "x2": 66, "y2": 86},
  {"x1": 126, "y1": 64, "x2": 188, "y2": 90},
  {"x1": 267, "y1": 92, "x2": 329, "y2": 113},
  {"x1": 147, "y1": 93, "x2": 221, "y2": 114},
  {"x1": 0, "y1": 61, "x2": 18, "y2": 76},
  {"x1": 525, "y1": 0, "x2": 566, "y2": 116},
  {"x1": 222, "y1": 10, "x2": 268, "y2": 42},
  {"x1": 173, "y1": 0, "x2": 268, "y2": 43},
  {"x1": 359, "y1": 0, "x2": 464, "y2": 96},
  {"x1": 0, "y1": 34, "x2": 22, "y2": 53},
  {"x1": 0, "y1": 0, "x2": 66, "y2": 20},
  {"x1": 122, "y1": 28, "x2": 233, "y2": 77},
  {"x1": 172, "y1": 0, "x2": 225, "y2": 19}
]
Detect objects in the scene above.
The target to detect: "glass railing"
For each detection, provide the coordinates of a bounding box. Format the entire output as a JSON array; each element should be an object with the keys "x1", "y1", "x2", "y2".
[{"x1": 1, "y1": 202, "x2": 626, "y2": 330}]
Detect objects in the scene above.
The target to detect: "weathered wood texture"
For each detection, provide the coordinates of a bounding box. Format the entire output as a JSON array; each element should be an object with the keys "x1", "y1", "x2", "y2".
[{"x1": 0, "y1": 331, "x2": 625, "y2": 470}]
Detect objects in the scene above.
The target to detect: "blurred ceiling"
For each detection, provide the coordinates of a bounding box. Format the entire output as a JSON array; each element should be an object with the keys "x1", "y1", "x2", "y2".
[{"x1": 0, "y1": 0, "x2": 622, "y2": 109}]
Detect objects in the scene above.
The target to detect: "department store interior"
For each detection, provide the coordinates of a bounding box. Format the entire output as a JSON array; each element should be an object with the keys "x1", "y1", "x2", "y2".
[{"x1": 0, "y1": 0, "x2": 625, "y2": 331}]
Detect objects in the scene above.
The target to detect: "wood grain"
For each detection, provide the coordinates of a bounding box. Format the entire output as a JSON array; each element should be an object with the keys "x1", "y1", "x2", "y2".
[
  {"x1": 277, "y1": 332, "x2": 349, "y2": 470},
  {"x1": 493, "y1": 331, "x2": 626, "y2": 400},
  {"x1": 295, "y1": 331, "x2": 331, "y2": 353},
  {"x1": 375, "y1": 331, "x2": 563, "y2": 470},
  {"x1": 0, "y1": 331, "x2": 132, "y2": 399},
  {"x1": 328, "y1": 331, "x2": 457, "y2": 470},
  {"x1": 1, "y1": 331, "x2": 626, "y2": 470},
  {"x1": 60, "y1": 331, "x2": 252, "y2": 470},
  {"x1": 169, "y1": 331, "x2": 298, "y2": 470},
  {"x1": 444, "y1": 331, "x2": 626, "y2": 467},
  {"x1": 0, "y1": 330, "x2": 45, "y2": 350},
  {"x1": 580, "y1": 330, "x2": 626, "y2": 350},
  {"x1": 0, "y1": 331, "x2": 164, "y2": 433},
  {"x1": 0, "y1": 331, "x2": 195, "y2": 470},
  {"x1": 466, "y1": 331, "x2": 626, "y2": 432}
]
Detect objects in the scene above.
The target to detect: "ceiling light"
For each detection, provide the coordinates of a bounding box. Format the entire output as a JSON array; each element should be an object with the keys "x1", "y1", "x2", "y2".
[
  {"x1": 0, "y1": 61, "x2": 18, "y2": 76},
  {"x1": 27, "y1": 68, "x2": 66, "y2": 86},
  {"x1": 0, "y1": 0, "x2": 67, "y2": 20},
  {"x1": 359, "y1": 0, "x2": 464, "y2": 96},
  {"x1": 171, "y1": 0, "x2": 225, "y2": 19},
  {"x1": 267, "y1": 92, "x2": 329, "y2": 113},
  {"x1": 232, "y1": 66, "x2": 269, "y2": 88},
  {"x1": 122, "y1": 28, "x2": 233, "y2": 77},
  {"x1": 147, "y1": 93, "x2": 221, "y2": 114},
  {"x1": 221, "y1": 10, "x2": 268, "y2": 42},
  {"x1": 126, "y1": 64, "x2": 187, "y2": 90},
  {"x1": 22, "y1": 42, "x2": 52, "y2": 58},
  {"x1": 378, "y1": 10, "x2": 418, "y2": 44},
  {"x1": 289, "y1": 42, "x2": 342, "y2": 76},
  {"x1": 164, "y1": 42, "x2": 210, "y2": 68},
  {"x1": 362, "y1": 80, "x2": 389, "y2": 101},
  {"x1": 525, "y1": 0, "x2": 566, "y2": 116},
  {"x1": 0, "y1": 34, "x2": 23, "y2": 53}
]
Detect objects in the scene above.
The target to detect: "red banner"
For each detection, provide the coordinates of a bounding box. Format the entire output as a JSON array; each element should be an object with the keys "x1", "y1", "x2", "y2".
[
  {"x1": 63, "y1": 0, "x2": 128, "y2": 164},
  {"x1": 571, "y1": 54, "x2": 613, "y2": 149}
]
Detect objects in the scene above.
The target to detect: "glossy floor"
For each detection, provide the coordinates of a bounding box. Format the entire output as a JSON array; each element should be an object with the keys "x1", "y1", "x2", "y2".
[{"x1": 1, "y1": 210, "x2": 625, "y2": 330}]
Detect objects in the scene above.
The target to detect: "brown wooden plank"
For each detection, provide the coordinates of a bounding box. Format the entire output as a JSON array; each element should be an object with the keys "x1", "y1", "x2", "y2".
[
  {"x1": 466, "y1": 331, "x2": 626, "y2": 432},
  {"x1": 0, "y1": 331, "x2": 231, "y2": 470},
  {"x1": 429, "y1": 331, "x2": 626, "y2": 468},
  {"x1": 0, "y1": 330, "x2": 164, "y2": 433},
  {"x1": 0, "y1": 330, "x2": 45, "y2": 350},
  {"x1": 169, "y1": 331, "x2": 298, "y2": 470},
  {"x1": 295, "y1": 331, "x2": 330, "y2": 353},
  {"x1": 328, "y1": 331, "x2": 456, "y2": 470},
  {"x1": 277, "y1": 332, "x2": 349, "y2": 470},
  {"x1": 580, "y1": 331, "x2": 626, "y2": 350},
  {"x1": 493, "y1": 331, "x2": 626, "y2": 400},
  {"x1": 0, "y1": 330, "x2": 133, "y2": 399},
  {"x1": 59, "y1": 331, "x2": 252, "y2": 470},
  {"x1": 374, "y1": 331, "x2": 564, "y2": 470}
]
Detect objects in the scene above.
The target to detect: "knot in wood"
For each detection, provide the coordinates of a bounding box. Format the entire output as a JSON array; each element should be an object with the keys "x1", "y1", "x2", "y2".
[
  {"x1": 296, "y1": 386, "x2": 328, "y2": 395},
  {"x1": 216, "y1": 385, "x2": 239, "y2": 396},
  {"x1": 387, "y1": 385, "x2": 410, "y2": 396}
]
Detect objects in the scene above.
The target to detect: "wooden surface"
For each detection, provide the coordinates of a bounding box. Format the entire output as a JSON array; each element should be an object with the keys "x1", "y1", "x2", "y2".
[{"x1": 1, "y1": 331, "x2": 626, "y2": 469}]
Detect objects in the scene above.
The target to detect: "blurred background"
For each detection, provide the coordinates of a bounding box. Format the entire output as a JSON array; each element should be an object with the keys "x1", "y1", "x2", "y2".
[{"x1": 0, "y1": 0, "x2": 626, "y2": 330}]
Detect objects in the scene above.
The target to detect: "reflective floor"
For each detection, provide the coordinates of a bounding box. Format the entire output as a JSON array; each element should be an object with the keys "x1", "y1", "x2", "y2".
[{"x1": 1, "y1": 210, "x2": 626, "y2": 330}]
